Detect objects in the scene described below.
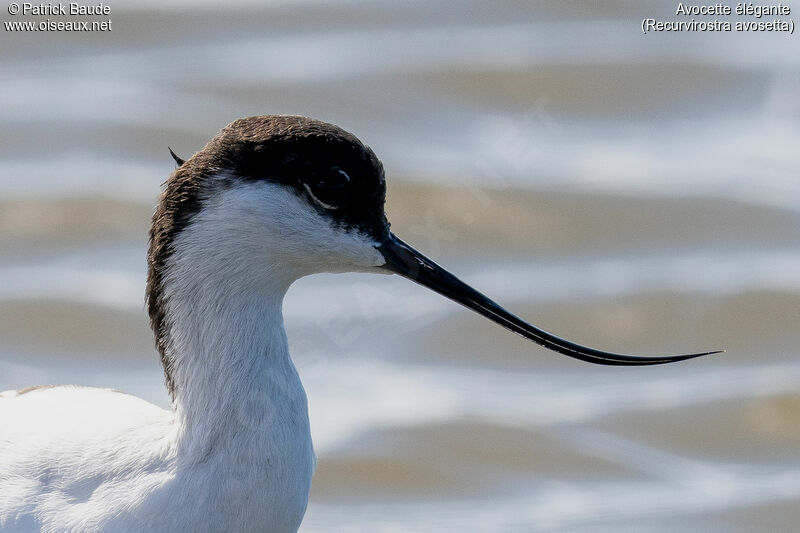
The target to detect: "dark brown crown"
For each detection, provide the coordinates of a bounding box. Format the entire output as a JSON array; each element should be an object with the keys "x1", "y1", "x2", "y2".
[{"x1": 147, "y1": 115, "x2": 389, "y2": 398}]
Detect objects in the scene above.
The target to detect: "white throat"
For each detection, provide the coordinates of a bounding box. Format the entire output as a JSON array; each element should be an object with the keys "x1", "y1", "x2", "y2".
[
  {"x1": 159, "y1": 180, "x2": 384, "y2": 419},
  {"x1": 156, "y1": 182, "x2": 378, "y2": 529},
  {"x1": 149, "y1": 180, "x2": 384, "y2": 528}
]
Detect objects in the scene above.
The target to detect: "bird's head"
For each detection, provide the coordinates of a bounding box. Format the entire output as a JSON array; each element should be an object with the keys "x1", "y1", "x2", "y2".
[{"x1": 147, "y1": 115, "x2": 720, "y2": 395}]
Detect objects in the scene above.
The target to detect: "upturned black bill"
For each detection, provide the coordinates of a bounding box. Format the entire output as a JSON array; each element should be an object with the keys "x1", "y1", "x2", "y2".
[{"x1": 377, "y1": 234, "x2": 722, "y2": 366}]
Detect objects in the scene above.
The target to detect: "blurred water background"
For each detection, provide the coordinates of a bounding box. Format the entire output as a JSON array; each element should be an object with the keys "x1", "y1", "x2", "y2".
[{"x1": 2, "y1": 1, "x2": 800, "y2": 531}]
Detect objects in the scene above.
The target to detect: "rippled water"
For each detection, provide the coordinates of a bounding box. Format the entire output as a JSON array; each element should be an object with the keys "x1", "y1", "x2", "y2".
[{"x1": 2, "y1": 1, "x2": 800, "y2": 531}]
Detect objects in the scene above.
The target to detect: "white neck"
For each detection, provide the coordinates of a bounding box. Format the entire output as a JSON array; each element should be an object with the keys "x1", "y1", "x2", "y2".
[
  {"x1": 166, "y1": 283, "x2": 308, "y2": 453},
  {"x1": 155, "y1": 188, "x2": 320, "y2": 530},
  {"x1": 144, "y1": 180, "x2": 386, "y2": 530}
]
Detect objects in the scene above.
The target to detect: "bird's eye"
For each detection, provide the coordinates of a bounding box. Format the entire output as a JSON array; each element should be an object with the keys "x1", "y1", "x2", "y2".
[
  {"x1": 314, "y1": 168, "x2": 350, "y2": 190},
  {"x1": 303, "y1": 168, "x2": 351, "y2": 210}
]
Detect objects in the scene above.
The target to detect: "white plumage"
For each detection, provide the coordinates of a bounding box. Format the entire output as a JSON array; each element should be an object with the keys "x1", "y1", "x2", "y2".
[
  {"x1": 1, "y1": 181, "x2": 383, "y2": 533},
  {"x1": 0, "y1": 115, "x2": 716, "y2": 532}
]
